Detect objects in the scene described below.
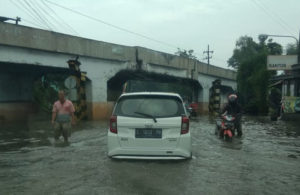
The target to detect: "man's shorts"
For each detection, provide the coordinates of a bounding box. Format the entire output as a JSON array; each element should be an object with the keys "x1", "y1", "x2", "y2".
[{"x1": 54, "y1": 122, "x2": 71, "y2": 139}]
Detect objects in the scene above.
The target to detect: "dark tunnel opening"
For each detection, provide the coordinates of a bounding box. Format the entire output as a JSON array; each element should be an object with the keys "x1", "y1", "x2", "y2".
[
  {"x1": 0, "y1": 62, "x2": 80, "y2": 122},
  {"x1": 107, "y1": 69, "x2": 202, "y2": 102}
]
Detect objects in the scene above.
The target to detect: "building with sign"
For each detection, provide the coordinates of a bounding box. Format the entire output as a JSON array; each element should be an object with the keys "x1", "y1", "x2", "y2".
[
  {"x1": 267, "y1": 55, "x2": 298, "y2": 71},
  {"x1": 270, "y1": 64, "x2": 300, "y2": 97}
]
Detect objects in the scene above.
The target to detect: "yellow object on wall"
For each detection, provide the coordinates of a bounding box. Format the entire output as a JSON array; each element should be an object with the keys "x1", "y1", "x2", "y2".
[{"x1": 282, "y1": 96, "x2": 300, "y2": 113}]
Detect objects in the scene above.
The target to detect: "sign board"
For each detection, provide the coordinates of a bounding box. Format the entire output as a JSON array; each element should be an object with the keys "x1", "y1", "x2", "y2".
[
  {"x1": 282, "y1": 96, "x2": 300, "y2": 113},
  {"x1": 267, "y1": 55, "x2": 297, "y2": 70},
  {"x1": 64, "y1": 76, "x2": 77, "y2": 89}
]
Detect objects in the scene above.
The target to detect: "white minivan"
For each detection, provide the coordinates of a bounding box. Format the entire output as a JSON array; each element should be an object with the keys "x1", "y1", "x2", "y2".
[{"x1": 107, "y1": 92, "x2": 192, "y2": 160}]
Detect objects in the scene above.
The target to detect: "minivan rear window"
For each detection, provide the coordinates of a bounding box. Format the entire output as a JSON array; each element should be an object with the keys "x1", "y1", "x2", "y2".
[{"x1": 114, "y1": 95, "x2": 185, "y2": 118}]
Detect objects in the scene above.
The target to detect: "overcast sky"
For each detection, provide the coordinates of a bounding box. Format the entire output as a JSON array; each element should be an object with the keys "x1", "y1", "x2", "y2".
[{"x1": 1, "y1": 0, "x2": 300, "y2": 68}]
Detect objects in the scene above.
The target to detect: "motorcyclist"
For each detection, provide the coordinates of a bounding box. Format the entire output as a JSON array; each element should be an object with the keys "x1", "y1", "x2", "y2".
[{"x1": 221, "y1": 94, "x2": 242, "y2": 137}]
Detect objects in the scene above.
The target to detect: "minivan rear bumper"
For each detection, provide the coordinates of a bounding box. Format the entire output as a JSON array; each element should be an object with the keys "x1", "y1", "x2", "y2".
[{"x1": 107, "y1": 131, "x2": 192, "y2": 159}]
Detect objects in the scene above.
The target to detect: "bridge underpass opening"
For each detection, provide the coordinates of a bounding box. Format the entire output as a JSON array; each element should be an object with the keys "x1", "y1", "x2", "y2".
[
  {"x1": 107, "y1": 69, "x2": 202, "y2": 104},
  {"x1": 0, "y1": 62, "x2": 89, "y2": 122}
]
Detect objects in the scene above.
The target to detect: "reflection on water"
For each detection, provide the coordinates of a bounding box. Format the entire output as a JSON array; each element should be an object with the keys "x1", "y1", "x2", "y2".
[{"x1": 0, "y1": 116, "x2": 300, "y2": 194}]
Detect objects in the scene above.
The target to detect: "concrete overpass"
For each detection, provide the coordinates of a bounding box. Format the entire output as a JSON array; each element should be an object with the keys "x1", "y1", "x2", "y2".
[{"x1": 0, "y1": 22, "x2": 236, "y2": 121}]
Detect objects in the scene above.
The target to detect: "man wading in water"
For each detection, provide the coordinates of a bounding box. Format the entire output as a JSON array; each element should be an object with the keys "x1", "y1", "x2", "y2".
[{"x1": 51, "y1": 90, "x2": 76, "y2": 143}]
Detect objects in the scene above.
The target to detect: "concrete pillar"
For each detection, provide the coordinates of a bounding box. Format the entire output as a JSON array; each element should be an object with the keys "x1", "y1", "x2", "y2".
[
  {"x1": 209, "y1": 79, "x2": 221, "y2": 116},
  {"x1": 213, "y1": 80, "x2": 221, "y2": 115},
  {"x1": 67, "y1": 59, "x2": 87, "y2": 121},
  {"x1": 290, "y1": 80, "x2": 295, "y2": 97}
]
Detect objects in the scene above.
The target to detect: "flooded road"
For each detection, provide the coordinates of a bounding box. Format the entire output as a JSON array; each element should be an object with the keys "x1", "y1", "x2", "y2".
[{"x1": 0, "y1": 116, "x2": 300, "y2": 195}]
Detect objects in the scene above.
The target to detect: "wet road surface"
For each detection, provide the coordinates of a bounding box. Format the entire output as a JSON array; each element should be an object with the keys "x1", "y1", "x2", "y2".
[{"x1": 0, "y1": 116, "x2": 300, "y2": 195}]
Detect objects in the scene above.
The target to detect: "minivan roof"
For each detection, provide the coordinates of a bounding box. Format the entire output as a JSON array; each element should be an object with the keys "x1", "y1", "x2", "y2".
[{"x1": 120, "y1": 92, "x2": 182, "y2": 99}]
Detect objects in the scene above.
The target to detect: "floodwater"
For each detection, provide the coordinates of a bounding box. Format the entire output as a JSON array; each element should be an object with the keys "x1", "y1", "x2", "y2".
[{"x1": 0, "y1": 116, "x2": 300, "y2": 195}]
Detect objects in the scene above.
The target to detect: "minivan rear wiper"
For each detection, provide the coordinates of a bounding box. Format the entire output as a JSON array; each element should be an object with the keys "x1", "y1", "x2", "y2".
[{"x1": 134, "y1": 112, "x2": 157, "y2": 123}]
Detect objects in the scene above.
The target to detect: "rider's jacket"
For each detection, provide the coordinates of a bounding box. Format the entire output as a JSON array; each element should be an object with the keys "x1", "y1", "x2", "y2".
[{"x1": 221, "y1": 103, "x2": 242, "y2": 116}]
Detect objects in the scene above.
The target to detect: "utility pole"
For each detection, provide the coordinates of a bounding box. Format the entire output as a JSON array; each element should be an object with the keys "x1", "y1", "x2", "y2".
[
  {"x1": 298, "y1": 30, "x2": 300, "y2": 64},
  {"x1": 15, "y1": 17, "x2": 21, "y2": 25},
  {"x1": 203, "y1": 45, "x2": 214, "y2": 65}
]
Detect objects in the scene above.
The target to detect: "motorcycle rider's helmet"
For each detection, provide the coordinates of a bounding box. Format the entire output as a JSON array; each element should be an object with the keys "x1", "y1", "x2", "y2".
[{"x1": 228, "y1": 94, "x2": 238, "y2": 105}]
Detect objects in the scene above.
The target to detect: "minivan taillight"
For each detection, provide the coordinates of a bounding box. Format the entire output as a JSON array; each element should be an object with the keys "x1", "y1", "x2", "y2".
[
  {"x1": 181, "y1": 116, "x2": 189, "y2": 134},
  {"x1": 110, "y1": 116, "x2": 117, "y2": 134}
]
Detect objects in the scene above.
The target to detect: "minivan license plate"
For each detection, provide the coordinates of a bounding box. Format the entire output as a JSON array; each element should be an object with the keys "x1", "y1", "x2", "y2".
[{"x1": 135, "y1": 128, "x2": 162, "y2": 138}]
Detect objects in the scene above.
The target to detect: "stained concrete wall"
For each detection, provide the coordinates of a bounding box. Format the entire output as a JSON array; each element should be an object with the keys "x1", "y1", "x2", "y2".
[
  {"x1": 0, "y1": 22, "x2": 237, "y2": 120},
  {"x1": 0, "y1": 44, "x2": 194, "y2": 119},
  {"x1": 79, "y1": 57, "x2": 134, "y2": 119},
  {"x1": 0, "y1": 72, "x2": 34, "y2": 101},
  {"x1": 137, "y1": 46, "x2": 236, "y2": 81},
  {"x1": 0, "y1": 22, "x2": 236, "y2": 81},
  {"x1": 0, "y1": 71, "x2": 36, "y2": 121},
  {"x1": 0, "y1": 44, "x2": 134, "y2": 120},
  {"x1": 0, "y1": 102, "x2": 36, "y2": 122},
  {"x1": 0, "y1": 23, "x2": 136, "y2": 63}
]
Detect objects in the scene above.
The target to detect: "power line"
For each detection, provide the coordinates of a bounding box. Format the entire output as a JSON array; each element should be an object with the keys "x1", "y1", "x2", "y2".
[
  {"x1": 13, "y1": 0, "x2": 227, "y2": 67},
  {"x1": 35, "y1": 0, "x2": 78, "y2": 35},
  {"x1": 22, "y1": 18, "x2": 45, "y2": 28},
  {"x1": 22, "y1": 0, "x2": 51, "y2": 30},
  {"x1": 10, "y1": 0, "x2": 79, "y2": 35},
  {"x1": 30, "y1": 0, "x2": 58, "y2": 30},
  {"x1": 27, "y1": 0, "x2": 56, "y2": 30},
  {"x1": 11, "y1": 0, "x2": 46, "y2": 28},
  {"x1": 41, "y1": 0, "x2": 79, "y2": 36},
  {"x1": 189, "y1": 51, "x2": 227, "y2": 66},
  {"x1": 257, "y1": 0, "x2": 298, "y2": 33},
  {"x1": 44, "y1": 0, "x2": 179, "y2": 49},
  {"x1": 23, "y1": 0, "x2": 52, "y2": 30},
  {"x1": 213, "y1": 57, "x2": 228, "y2": 65},
  {"x1": 250, "y1": 0, "x2": 295, "y2": 36},
  {"x1": 213, "y1": 56, "x2": 227, "y2": 62},
  {"x1": 251, "y1": 0, "x2": 290, "y2": 34},
  {"x1": 21, "y1": 0, "x2": 49, "y2": 29},
  {"x1": 11, "y1": 0, "x2": 79, "y2": 35}
]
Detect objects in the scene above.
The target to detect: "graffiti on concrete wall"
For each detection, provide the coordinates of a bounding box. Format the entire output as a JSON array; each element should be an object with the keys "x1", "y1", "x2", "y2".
[{"x1": 282, "y1": 96, "x2": 300, "y2": 113}]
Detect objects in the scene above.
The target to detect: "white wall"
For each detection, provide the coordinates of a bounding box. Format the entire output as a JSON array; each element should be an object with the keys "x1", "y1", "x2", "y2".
[
  {"x1": 0, "y1": 45, "x2": 70, "y2": 69},
  {"x1": 80, "y1": 57, "x2": 131, "y2": 102}
]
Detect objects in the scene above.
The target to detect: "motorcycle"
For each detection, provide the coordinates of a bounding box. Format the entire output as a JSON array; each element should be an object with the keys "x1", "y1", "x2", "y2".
[{"x1": 215, "y1": 114, "x2": 236, "y2": 141}]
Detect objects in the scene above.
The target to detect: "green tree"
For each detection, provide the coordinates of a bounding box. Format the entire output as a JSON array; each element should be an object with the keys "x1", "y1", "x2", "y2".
[
  {"x1": 33, "y1": 74, "x2": 68, "y2": 113},
  {"x1": 228, "y1": 36, "x2": 282, "y2": 114},
  {"x1": 267, "y1": 39, "x2": 283, "y2": 55},
  {"x1": 286, "y1": 43, "x2": 298, "y2": 55},
  {"x1": 175, "y1": 48, "x2": 197, "y2": 59}
]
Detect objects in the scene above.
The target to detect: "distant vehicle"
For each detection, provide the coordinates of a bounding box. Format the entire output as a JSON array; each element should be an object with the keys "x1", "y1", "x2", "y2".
[
  {"x1": 189, "y1": 102, "x2": 199, "y2": 117},
  {"x1": 107, "y1": 92, "x2": 192, "y2": 160}
]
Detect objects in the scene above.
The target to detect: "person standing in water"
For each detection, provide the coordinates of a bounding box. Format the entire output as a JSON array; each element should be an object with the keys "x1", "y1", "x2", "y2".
[{"x1": 51, "y1": 90, "x2": 76, "y2": 143}]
